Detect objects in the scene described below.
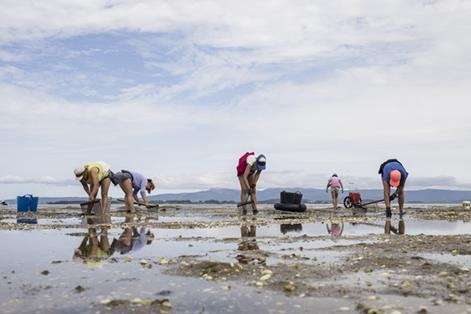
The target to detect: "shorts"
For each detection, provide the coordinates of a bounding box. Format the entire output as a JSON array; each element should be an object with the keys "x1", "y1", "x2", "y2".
[
  {"x1": 110, "y1": 171, "x2": 132, "y2": 186},
  {"x1": 331, "y1": 187, "x2": 340, "y2": 192}
]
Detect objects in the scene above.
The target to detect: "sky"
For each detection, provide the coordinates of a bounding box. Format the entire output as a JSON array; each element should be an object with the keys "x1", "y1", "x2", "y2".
[{"x1": 1, "y1": 0, "x2": 471, "y2": 198}]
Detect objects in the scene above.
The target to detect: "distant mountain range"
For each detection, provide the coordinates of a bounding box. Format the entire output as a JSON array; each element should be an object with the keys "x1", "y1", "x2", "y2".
[
  {"x1": 152, "y1": 188, "x2": 471, "y2": 203},
  {"x1": 8, "y1": 188, "x2": 469, "y2": 204}
]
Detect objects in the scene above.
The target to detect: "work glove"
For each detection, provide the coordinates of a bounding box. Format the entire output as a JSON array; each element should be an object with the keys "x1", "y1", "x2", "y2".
[{"x1": 325, "y1": 189, "x2": 329, "y2": 193}]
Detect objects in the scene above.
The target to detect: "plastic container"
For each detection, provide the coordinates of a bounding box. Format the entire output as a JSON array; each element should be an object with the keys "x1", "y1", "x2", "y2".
[{"x1": 17, "y1": 195, "x2": 39, "y2": 212}]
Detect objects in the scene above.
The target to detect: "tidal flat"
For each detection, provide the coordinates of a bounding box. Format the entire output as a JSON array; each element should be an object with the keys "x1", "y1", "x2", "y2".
[{"x1": 1, "y1": 204, "x2": 470, "y2": 313}]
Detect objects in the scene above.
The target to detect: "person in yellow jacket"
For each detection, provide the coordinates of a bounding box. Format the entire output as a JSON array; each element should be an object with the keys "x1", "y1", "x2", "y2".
[{"x1": 74, "y1": 161, "x2": 111, "y2": 214}]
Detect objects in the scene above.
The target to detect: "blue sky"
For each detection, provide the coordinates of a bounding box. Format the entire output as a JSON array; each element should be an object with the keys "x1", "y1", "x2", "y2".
[{"x1": 0, "y1": 0, "x2": 471, "y2": 198}]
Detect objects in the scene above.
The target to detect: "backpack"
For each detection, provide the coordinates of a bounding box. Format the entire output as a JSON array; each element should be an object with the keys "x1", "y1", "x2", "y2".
[{"x1": 237, "y1": 152, "x2": 255, "y2": 176}]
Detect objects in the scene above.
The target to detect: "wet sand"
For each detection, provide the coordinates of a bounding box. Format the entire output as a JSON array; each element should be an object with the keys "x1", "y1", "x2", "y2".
[{"x1": 0, "y1": 204, "x2": 470, "y2": 313}]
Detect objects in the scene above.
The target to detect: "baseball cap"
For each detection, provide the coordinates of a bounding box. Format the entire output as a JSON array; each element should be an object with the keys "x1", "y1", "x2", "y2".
[
  {"x1": 389, "y1": 170, "x2": 402, "y2": 187},
  {"x1": 256, "y1": 154, "x2": 266, "y2": 171},
  {"x1": 74, "y1": 166, "x2": 86, "y2": 180}
]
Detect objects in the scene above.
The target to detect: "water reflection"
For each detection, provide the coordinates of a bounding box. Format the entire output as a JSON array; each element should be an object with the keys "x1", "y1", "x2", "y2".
[
  {"x1": 238, "y1": 216, "x2": 258, "y2": 251},
  {"x1": 16, "y1": 212, "x2": 38, "y2": 224},
  {"x1": 73, "y1": 224, "x2": 112, "y2": 262},
  {"x1": 73, "y1": 214, "x2": 155, "y2": 262},
  {"x1": 280, "y1": 223, "x2": 303, "y2": 234},
  {"x1": 385, "y1": 215, "x2": 406, "y2": 235},
  {"x1": 81, "y1": 213, "x2": 111, "y2": 225},
  {"x1": 236, "y1": 217, "x2": 260, "y2": 264},
  {"x1": 16, "y1": 218, "x2": 38, "y2": 224},
  {"x1": 326, "y1": 217, "x2": 344, "y2": 238},
  {"x1": 110, "y1": 215, "x2": 155, "y2": 255}
]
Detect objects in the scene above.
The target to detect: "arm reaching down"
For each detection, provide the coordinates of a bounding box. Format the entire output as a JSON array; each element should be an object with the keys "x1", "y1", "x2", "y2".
[
  {"x1": 140, "y1": 191, "x2": 150, "y2": 207},
  {"x1": 81, "y1": 180, "x2": 91, "y2": 196},
  {"x1": 88, "y1": 168, "x2": 100, "y2": 201}
]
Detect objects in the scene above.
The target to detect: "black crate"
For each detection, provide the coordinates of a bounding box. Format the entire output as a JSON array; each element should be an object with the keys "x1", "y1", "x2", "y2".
[{"x1": 280, "y1": 191, "x2": 303, "y2": 205}]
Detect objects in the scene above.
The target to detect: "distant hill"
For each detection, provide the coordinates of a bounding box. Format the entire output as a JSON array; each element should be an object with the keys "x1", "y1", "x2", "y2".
[
  {"x1": 5, "y1": 188, "x2": 471, "y2": 204},
  {"x1": 151, "y1": 188, "x2": 471, "y2": 203}
]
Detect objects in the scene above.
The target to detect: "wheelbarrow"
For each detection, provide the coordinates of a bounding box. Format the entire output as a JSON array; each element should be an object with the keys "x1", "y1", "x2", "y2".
[{"x1": 343, "y1": 192, "x2": 397, "y2": 210}]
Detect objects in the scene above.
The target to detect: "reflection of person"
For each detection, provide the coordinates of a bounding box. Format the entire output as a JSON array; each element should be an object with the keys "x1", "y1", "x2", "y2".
[
  {"x1": 74, "y1": 162, "x2": 111, "y2": 214},
  {"x1": 110, "y1": 215, "x2": 155, "y2": 254},
  {"x1": 325, "y1": 173, "x2": 344, "y2": 209},
  {"x1": 378, "y1": 159, "x2": 408, "y2": 217},
  {"x1": 238, "y1": 217, "x2": 259, "y2": 251},
  {"x1": 385, "y1": 215, "x2": 405, "y2": 235},
  {"x1": 236, "y1": 152, "x2": 266, "y2": 214},
  {"x1": 110, "y1": 170, "x2": 156, "y2": 213},
  {"x1": 73, "y1": 223, "x2": 111, "y2": 262},
  {"x1": 326, "y1": 219, "x2": 344, "y2": 237}
]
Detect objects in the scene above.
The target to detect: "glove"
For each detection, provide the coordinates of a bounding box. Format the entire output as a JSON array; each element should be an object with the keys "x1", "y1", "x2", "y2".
[
  {"x1": 341, "y1": 189, "x2": 344, "y2": 193},
  {"x1": 325, "y1": 189, "x2": 329, "y2": 193}
]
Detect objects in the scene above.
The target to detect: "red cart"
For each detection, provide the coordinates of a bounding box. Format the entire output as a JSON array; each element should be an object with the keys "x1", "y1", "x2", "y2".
[{"x1": 344, "y1": 192, "x2": 397, "y2": 210}]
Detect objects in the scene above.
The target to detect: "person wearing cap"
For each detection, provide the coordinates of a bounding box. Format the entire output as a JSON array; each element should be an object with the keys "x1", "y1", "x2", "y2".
[
  {"x1": 74, "y1": 161, "x2": 111, "y2": 214},
  {"x1": 109, "y1": 170, "x2": 156, "y2": 213},
  {"x1": 325, "y1": 173, "x2": 344, "y2": 209},
  {"x1": 378, "y1": 159, "x2": 408, "y2": 217},
  {"x1": 236, "y1": 152, "x2": 266, "y2": 214}
]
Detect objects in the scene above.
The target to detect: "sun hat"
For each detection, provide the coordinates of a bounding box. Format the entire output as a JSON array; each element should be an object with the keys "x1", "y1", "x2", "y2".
[
  {"x1": 389, "y1": 170, "x2": 402, "y2": 187},
  {"x1": 74, "y1": 166, "x2": 86, "y2": 180}
]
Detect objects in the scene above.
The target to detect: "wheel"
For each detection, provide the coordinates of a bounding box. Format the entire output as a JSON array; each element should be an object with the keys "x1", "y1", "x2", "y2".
[{"x1": 343, "y1": 196, "x2": 353, "y2": 208}]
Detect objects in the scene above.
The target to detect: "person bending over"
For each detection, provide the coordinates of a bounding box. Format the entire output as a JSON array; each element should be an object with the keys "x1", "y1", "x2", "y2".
[
  {"x1": 74, "y1": 161, "x2": 111, "y2": 214},
  {"x1": 236, "y1": 152, "x2": 266, "y2": 214},
  {"x1": 378, "y1": 159, "x2": 408, "y2": 218},
  {"x1": 110, "y1": 170, "x2": 155, "y2": 213}
]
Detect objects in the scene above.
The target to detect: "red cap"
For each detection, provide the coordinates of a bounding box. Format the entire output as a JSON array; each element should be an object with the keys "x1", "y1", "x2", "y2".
[{"x1": 389, "y1": 170, "x2": 402, "y2": 187}]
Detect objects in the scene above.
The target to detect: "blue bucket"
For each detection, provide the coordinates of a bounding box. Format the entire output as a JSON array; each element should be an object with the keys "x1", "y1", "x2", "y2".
[{"x1": 17, "y1": 195, "x2": 39, "y2": 212}]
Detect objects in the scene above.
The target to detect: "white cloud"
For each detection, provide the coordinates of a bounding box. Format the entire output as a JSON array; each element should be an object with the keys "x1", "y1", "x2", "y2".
[
  {"x1": 0, "y1": 175, "x2": 73, "y2": 185},
  {"x1": 0, "y1": 1, "x2": 471, "y2": 197}
]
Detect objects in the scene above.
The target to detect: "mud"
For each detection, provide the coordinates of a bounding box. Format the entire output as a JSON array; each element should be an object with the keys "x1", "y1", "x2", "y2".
[{"x1": 1, "y1": 204, "x2": 471, "y2": 313}]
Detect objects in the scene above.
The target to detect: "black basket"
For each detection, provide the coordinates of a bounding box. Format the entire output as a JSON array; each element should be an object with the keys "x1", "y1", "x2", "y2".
[{"x1": 280, "y1": 191, "x2": 303, "y2": 205}]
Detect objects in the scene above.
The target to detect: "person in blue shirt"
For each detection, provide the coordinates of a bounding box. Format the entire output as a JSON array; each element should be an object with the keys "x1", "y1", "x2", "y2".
[
  {"x1": 378, "y1": 159, "x2": 409, "y2": 218},
  {"x1": 110, "y1": 170, "x2": 155, "y2": 213}
]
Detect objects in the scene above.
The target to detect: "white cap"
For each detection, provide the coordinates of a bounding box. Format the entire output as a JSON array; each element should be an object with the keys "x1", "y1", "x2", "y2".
[{"x1": 74, "y1": 166, "x2": 86, "y2": 180}]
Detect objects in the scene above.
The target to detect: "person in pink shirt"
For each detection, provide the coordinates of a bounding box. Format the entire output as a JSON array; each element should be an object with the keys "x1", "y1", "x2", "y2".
[{"x1": 325, "y1": 173, "x2": 344, "y2": 209}]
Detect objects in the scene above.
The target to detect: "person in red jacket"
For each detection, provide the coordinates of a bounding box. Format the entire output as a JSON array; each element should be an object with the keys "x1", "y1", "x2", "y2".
[{"x1": 236, "y1": 152, "x2": 266, "y2": 214}]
